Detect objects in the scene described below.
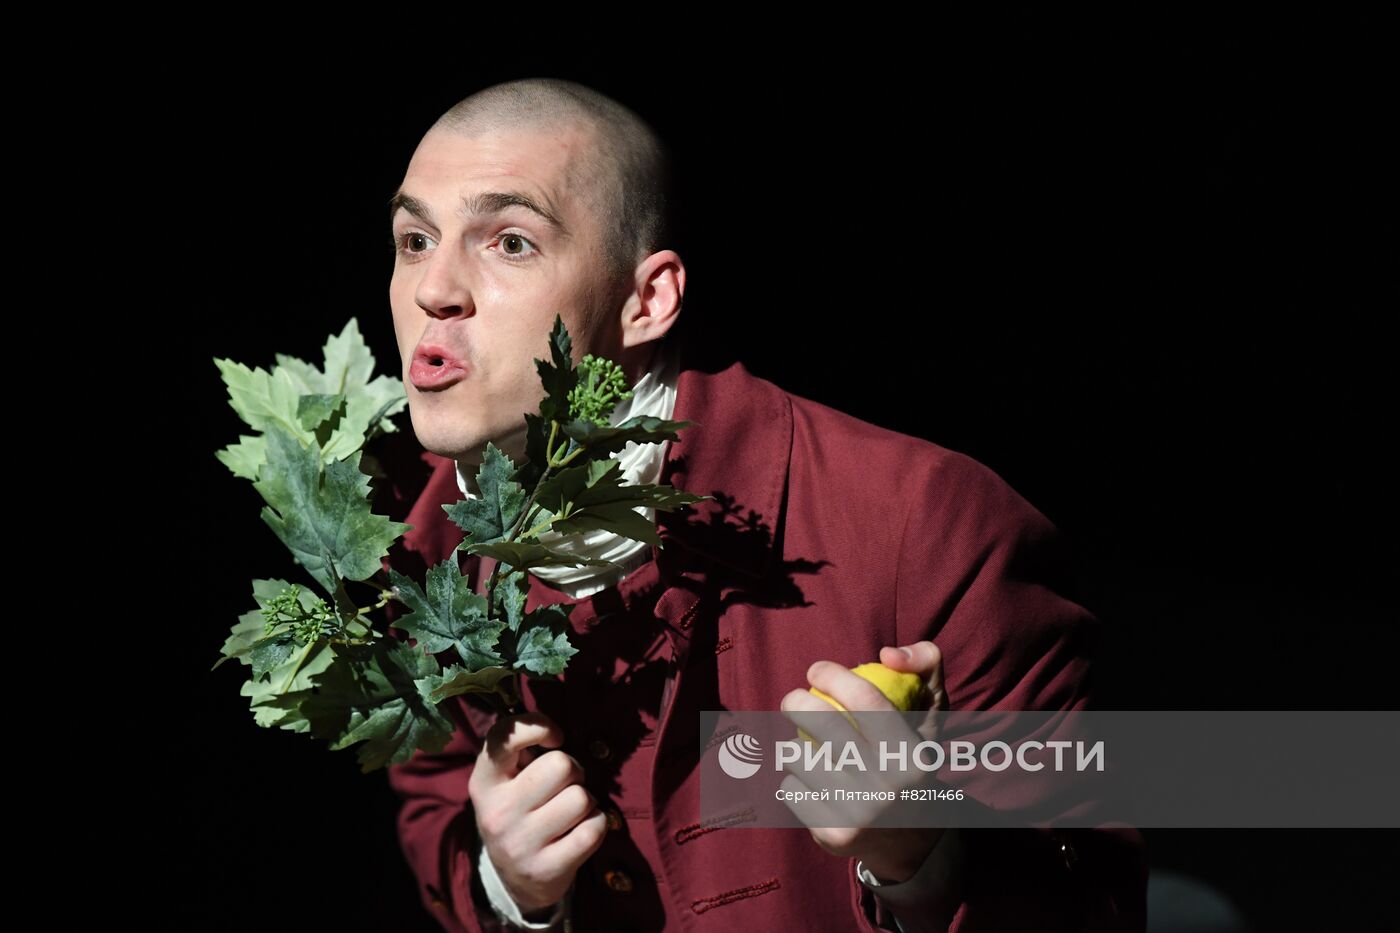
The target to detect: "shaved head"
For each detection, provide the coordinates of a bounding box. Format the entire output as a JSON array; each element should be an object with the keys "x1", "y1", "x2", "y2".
[
  {"x1": 389, "y1": 78, "x2": 687, "y2": 465},
  {"x1": 431, "y1": 78, "x2": 674, "y2": 303}
]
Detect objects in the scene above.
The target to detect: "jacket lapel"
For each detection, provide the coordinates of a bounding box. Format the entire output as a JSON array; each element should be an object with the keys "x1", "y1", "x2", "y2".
[
  {"x1": 639, "y1": 347, "x2": 794, "y2": 814},
  {"x1": 652, "y1": 343, "x2": 793, "y2": 588}
]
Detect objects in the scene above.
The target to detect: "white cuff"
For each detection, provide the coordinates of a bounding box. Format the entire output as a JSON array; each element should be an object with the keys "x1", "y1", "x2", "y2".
[
  {"x1": 477, "y1": 837, "x2": 571, "y2": 929},
  {"x1": 856, "y1": 827, "x2": 965, "y2": 933}
]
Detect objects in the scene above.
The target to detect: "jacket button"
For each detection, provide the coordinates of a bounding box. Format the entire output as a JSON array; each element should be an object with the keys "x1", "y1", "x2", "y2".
[
  {"x1": 588, "y1": 737, "x2": 612, "y2": 760},
  {"x1": 606, "y1": 808, "x2": 624, "y2": 831},
  {"x1": 604, "y1": 868, "x2": 634, "y2": 893}
]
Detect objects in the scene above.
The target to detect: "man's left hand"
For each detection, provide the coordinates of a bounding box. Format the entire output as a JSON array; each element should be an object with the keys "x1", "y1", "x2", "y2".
[{"x1": 779, "y1": 640, "x2": 949, "y2": 883}]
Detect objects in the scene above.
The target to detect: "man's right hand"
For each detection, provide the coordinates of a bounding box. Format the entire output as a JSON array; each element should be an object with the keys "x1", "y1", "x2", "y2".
[{"x1": 469, "y1": 710, "x2": 610, "y2": 916}]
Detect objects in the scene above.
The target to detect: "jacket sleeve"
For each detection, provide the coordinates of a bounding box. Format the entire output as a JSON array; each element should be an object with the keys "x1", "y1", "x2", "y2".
[
  {"x1": 852, "y1": 449, "x2": 1148, "y2": 933},
  {"x1": 856, "y1": 826, "x2": 967, "y2": 933}
]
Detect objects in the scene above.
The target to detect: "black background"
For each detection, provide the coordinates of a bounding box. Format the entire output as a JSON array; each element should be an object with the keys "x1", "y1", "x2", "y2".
[{"x1": 152, "y1": 13, "x2": 1394, "y2": 931}]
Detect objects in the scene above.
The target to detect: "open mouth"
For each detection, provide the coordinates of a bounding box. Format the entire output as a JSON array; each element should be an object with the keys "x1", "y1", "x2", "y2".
[{"x1": 410, "y1": 345, "x2": 468, "y2": 391}]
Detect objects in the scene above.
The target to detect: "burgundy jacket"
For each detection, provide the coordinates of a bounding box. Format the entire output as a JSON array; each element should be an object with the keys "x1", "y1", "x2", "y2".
[{"x1": 379, "y1": 350, "x2": 1147, "y2": 932}]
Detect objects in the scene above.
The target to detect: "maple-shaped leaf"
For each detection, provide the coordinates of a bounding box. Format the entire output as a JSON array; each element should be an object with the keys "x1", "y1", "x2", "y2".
[
  {"x1": 274, "y1": 317, "x2": 407, "y2": 443},
  {"x1": 214, "y1": 317, "x2": 406, "y2": 479},
  {"x1": 386, "y1": 558, "x2": 508, "y2": 670},
  {"x1": 442, "y1": 442, "x2": 528, "y2": 547},
  {"x1": 534, "y1": 458, "x2": 712, "y2": 547},
  {"x1": 263, "y1": 640, "x2": 456, "y2": 773},
  {"x1": 481, "y1": 568, "x2": 579, "y2": 675},
  {"x1": 255, "y1": 423, "x2": 411, "y2": 595},
  {"x1": 423, "y1": 664, "x2": 518, "y2": 703},
  {"x1": 464, "y1": 539, "x2": 619, "y2": 574},
  {"x1": 513, "y1": 411, "x2": 553, "y2": 493},
  {"x1": 511, "y1": 608, "x2": 580, "y2": 676},
  {"x1": 296, "y1": 392, "x2": 347, "y2": 440},
  {"x1": 558, "y1": 414, "x2": 697, "y2": 458},
  {"x1": 249, "y1": 634, "x2": 300, "y2": 682},
  {"x1": 490, "y1": 568, "x2": 532, "y2": 633},
  {"x1": 533, "y1": 314, "x2": 579, "y2": 426},
  {"x1": 241, "y1": 645, "x2": 336, "y2": 733},
  {"x1": 215, "y1": 435, "x2": 268, "y2": 484}
]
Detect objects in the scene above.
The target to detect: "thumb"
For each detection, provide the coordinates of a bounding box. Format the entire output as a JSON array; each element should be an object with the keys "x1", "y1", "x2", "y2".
[{"x1": 879, "y1": 641, "x2": 946, "y2": 709}]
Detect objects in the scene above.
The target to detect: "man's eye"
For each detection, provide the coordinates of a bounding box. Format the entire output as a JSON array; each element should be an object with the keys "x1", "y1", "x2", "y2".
[
  {"x1": 391, "y1": 232, "x2": 436, "y2": 258},
  {"x1": 495, "y1": 232, "x2": 538, "y2": 261}
]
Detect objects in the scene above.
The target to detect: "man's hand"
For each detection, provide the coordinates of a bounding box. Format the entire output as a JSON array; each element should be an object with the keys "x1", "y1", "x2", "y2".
[
  {"x1": 469, "y1": 710, "x2": 610, "y2": 915},
  {"x1": 779, "y1": 641, "x2": 949, "y2": 883}
]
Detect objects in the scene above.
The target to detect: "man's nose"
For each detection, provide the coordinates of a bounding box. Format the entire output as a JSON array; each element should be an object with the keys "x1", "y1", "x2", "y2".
[{"x1": 413, "y1": 244, "x2": 476, "y2": 320}]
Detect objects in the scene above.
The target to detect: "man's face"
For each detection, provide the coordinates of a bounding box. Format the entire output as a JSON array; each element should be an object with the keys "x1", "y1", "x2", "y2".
[{"x1": 389, "y1": 123, "x2": 617, "y2": 467}]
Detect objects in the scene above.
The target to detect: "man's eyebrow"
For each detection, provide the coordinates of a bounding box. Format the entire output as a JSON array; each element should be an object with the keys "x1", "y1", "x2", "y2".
[{"x1": 388, "y1": 187, "x2": 569, "y2": 236}]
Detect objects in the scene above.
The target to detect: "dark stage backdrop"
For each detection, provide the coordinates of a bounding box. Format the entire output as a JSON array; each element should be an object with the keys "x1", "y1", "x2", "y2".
[{"x1": 156, "y1": 19, "x2": 1394, "y2": 931}]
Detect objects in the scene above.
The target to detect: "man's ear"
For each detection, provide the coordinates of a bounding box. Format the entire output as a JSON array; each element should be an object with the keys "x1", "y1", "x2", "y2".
[{"x1": 620, "y1": 249, "x2": 685, "y2": 350}]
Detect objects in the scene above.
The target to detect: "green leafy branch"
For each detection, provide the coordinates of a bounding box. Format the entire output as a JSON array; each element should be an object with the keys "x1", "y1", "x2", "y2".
[{"x1": 211, "y1": 315, "x2": 711, "y2": 772}]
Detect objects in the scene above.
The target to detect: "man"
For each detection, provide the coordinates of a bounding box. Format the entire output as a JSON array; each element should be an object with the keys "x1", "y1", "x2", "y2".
[{"x1": 380, "y1": 77, "x2": 1147, "y2": 932}]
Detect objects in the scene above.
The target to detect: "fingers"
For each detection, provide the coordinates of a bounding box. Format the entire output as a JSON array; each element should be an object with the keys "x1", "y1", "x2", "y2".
[
  {"x1": 879, "y1": 640, "x2": 941, "y2": 675},
  {"x1": 781, "y1": 682, "x2": 871, "y2": 748},
  {"x1": 876, "y1": 642, "x2": 949, "y2": 721},
  {"x1": 805, "y1": 660, "x2": 889, "y2": 711},
  {"x1": 470, "y1": 709, "x2": 605, "y2": 910},
  {"x1": 531, "y1": 811, "x2": 609, "y2": 887},
  {"x1": 480, "y1": 711, "x2": 566, "y2": 782},
  {"x1": 880, "y1": 642, "x2": 944, "y2": 703},
  {"x1": 514, "y1": 748, "x2": 588, "y2": 814},
  {"x1": 530, "y1": 782, "x2": 600, "y2": 842},
  {"x1": 529, "y1": 782, "x2": 610, "y2": 868}
]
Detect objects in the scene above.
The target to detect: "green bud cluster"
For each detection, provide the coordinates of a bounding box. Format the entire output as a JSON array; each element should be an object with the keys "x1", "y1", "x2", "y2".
[
  {"x1": 567, "y1": 354, "x2": 633, "y2": 427},
  {"x1": 260, "y1": 583, "x2": 340, "y2": 643},
  {"x1": 293, "y1": 602, "x2": 340, "y2": 644},
  {"x1": 261, "y1": 584, "x2": 305, "y2": 635}
]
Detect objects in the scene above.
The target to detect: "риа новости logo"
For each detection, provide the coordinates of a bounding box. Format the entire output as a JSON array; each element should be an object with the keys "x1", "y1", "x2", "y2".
[{"x1": 717, "y1": 732, "x2": 764, "y2": 779}]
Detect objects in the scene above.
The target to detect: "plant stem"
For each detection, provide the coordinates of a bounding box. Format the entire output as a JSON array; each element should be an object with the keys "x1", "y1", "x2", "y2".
[
  {"x1": 505, "y1": 422, "x2": 561, "y2": 542},
  {"x1": 355, "y1": 592, "x2": 391, "y2": 617},
  {"x1": 486, "y1": 420, "x2": 569, "y2": 618},
  {"x1": 553, "y1": 445, "x2": 585, "y2": 469},
  {"x1": 519, "y1": 515, "x2": 559, "y2": 540}
]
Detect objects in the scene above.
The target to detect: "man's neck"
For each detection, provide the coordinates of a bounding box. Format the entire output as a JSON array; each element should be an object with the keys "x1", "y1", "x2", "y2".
[{"x1": 621, "y1": 339, "x2": 661, "y2": 391}]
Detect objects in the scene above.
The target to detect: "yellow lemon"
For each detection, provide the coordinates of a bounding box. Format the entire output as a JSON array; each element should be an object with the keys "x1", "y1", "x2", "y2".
[{"x1": 797, "y1": 662, "x2": 928, "y2": 742}]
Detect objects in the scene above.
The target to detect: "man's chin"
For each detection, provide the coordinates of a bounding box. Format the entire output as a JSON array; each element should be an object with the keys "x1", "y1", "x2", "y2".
[
  {"x1": 409, "y1": 415, "x2": 526, "y2": 465},
  {"x1": 406, "y1": 415, "x2": 482, "y2": 462}
]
